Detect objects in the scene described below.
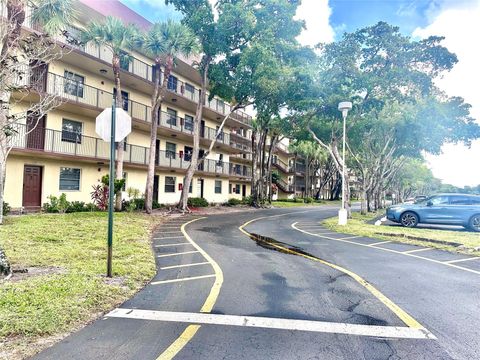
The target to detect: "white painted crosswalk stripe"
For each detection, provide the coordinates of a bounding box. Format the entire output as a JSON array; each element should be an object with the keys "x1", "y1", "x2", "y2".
[
  {"x1": 157, "y1": 250, "x2": 200, "y2": 258},
  {"x1": 151, "y1": 274, "x2": 215, "y2": 285},
  {"x1": 155, "y1": 243, "x2": 191, "y2": 247},
  {"x1": 160, "y1": 262, "x2": 210, "y2": 270},
  {"x1": 106, "y1": 308, "x2": 436, "y2": 340}
]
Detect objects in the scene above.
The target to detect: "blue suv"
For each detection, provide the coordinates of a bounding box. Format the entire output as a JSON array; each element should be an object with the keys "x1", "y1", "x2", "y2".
[{"x1": 386, "y1": 194, "x2": 480, "y2": 232}]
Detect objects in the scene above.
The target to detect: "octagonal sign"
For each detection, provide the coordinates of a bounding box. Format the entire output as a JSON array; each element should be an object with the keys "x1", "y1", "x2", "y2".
[{"x1": 96, "y1": 108, "x2": 132, "y2": 142}]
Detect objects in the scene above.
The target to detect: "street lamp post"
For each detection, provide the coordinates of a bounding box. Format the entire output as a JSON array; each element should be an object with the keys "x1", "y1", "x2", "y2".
[{"x1": 338, "y1": 101, "x2": 352, "y2": 226}]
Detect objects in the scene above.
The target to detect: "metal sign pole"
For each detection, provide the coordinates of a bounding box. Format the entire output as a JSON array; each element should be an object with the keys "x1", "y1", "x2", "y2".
[{"x1": 107, "y1": 98, "x2": 116, "y2": 278}]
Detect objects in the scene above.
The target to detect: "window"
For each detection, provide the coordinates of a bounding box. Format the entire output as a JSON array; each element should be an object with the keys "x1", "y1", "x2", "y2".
[
  {"x1": 61, "y1": 119, "x2": 82, "y2": 143},
  {"x1": 234, "y1": 164, "x2": 241, "y2": 175},
  {"x1": 217, "y1": 154, "x2": 224, "y2": 167},
  {"x1": 215, "y1": 180, "x2": 222, "y2": 194},
  {"x1": 113, "y1": 88, "x2": 129, "y2": 111},
  {"x1": 235, "y1": 184, "x2": 240, "y2": 194},
  {"x1": 64, "y1": 70, "x2": 84, "y2": 97},
  {"x1": 184, "y1": 146, "x2": 193, "y2": 162},
  {"x1": 184, "y1": 114, "x2": 194, "y2": 131},
  {"x1": 216, "y1": 125, "x2": 224, "y2": 141},
  {"x1": 430, "y1": 196, "x2": 449, "y2": 205},
  {"x1": 167, "y1": 75, "x2": 178, "y2": 92},
  {"x1": 167, "y1": 108, "x2": 177, "y2": 126},
  {"x1": 59, "y1": 167, "x2": 80, "y2": 190},
  {"x1": 217, "y1": 99, "x2": 225, "y2": 113},
  {"x1": 166, "y1": 142, "x2": 176, "y2": 159},
  {"x1": 185, "y1": 83, "x2": 195, "y2": 99},
  {"x1": 165, "y1": 176, "x2": 175, "y2": 193}
]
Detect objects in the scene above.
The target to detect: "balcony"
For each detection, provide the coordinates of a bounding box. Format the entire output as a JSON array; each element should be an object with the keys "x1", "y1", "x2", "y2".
[
  {"x1": 229, "y1": 163, "x2": 252, "y2": 179},
  {"x1": 17, "y1": 71, "x2": 250, "y2": 151},
  {"x1": 18, "y1": 13, "x2": 253, "y2": 127},
  {"x1": 274, "y1": 178, "x2": 294, "y2": 193},
  {"x1": 274, "y1": 142, "x2": 290, "y2": 155},
  {"x1": 9, "y1": 124, "x2": 250, "y2": 178},
  {"x1": 295, "y1": 163, "x2": 306, "y2": 175}
]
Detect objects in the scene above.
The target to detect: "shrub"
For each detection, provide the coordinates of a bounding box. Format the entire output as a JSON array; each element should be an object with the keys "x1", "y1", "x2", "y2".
[
  {"x1": 91, "y1": 185, "x2": 109, "y2": 210},
  {"x1": 293, "y1": 197, "x2": 303, "y2": 203},
  {"x1": 304, "y1": 196, "x2": 314, "y2": 204},
  {"x1": 101, "y1": 174, "x2": 125, "y2": 194},
  {"x1": 3, "y1": 202, "x2": 11, "y2": 216},
  {"x1": 67, "y1": 201, "x2": 86, "y2": 213},
  {"x1": 241, "y1": 195, "x2": 254, "y2": 206},
  {"x1": 133, "y1": 198, "x2": 145, "y2": 210},
  {"x1": 85, "y1": 203, "x2": 98, "y2": 212},
  {"x1": 152, "y1": 200, "x2": 162, "y2": 209},
  {"x1": 187, "y1": 197, "x2": 209, "y2": 207},
  {"x1": 227, "y1": 198, "x2": 242, "y2": 206}
]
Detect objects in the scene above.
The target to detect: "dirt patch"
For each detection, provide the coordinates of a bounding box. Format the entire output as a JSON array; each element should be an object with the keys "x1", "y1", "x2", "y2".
[{"x1": 5, "y1": 266, "x2": 67, "y2": 282}]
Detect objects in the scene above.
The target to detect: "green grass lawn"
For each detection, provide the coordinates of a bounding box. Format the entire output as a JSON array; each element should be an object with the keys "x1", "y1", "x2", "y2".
[
  {"x1": 323, "y1": 212, "x2": 480, "y2": 256},
  {"x1": 272, "y1": 200, "x2": 341, "y2": 208},
  {"x1": 0, "y1": 212, "x2": 159, "y2": 359}
]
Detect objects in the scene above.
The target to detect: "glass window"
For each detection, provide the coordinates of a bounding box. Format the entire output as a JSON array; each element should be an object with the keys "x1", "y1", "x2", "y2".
[
  {"x1": 215, "y1": 180, "x2": 222, "y2": 194},
  {"x1": 184, "y1": 114, "x2": 194, "y2": 131},
  {"x1": 167, "y1": 108, "x2": 177, "y2": 126},
  {"x1": 61, "y1": 119, "x2": 82, "y2": 143},
  {"x1": 450, "y1": 196, "x2": 470, "y2": 205},
  {"x1": 184, "y1": 146, "x2": 193, "y2": 162},
  {"x1": 430, "y1": 196, "x2": 450, "y2": 205},
  {"x1": 165, "y1": 176, "x2": 175, "y2": 193},
  {"x1": 185, "y1": 83, "x2": 195, "y2": 99},
  {"x1": 167, "y1": 75, "x2": 178, "y2": 92},
  {"x1": 64, "y1": 70, "x2": 84, "y2": 97},
  {"x1": 166, "y1": 142, "x2": 176, "y2": 159},
  {"x1": 113, "y1": 88, "x2": 129, "y2": 111},
  {"x1": 59, "y1": 167, "x2": 80, "y2": 190},
  {"x1": 235, "y1": 184, "x2": 240, "y2": 194}
]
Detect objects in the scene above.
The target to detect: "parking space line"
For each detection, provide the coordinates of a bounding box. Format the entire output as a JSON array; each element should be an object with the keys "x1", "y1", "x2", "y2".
[
  {"x1": 444, "y1": 257, "x2": 480, "y2": 264},
  {"x1": 157, "y1": 250, "x2": 200, "y2": 258},
  {"x1": 107, "y1": 308, "x2": 435, "y2": 340},
  {"x1": 160, "y1": 262, "x2": 210, "y2": 270},
  {"x1": 151, "y1": 274, "x2": 215, "y2": 285},
  {"x1": 155, "y1": 243, "x2": 191, "y2": 247},
  {"x1": 403, "y1": 248, "x2": 432, "y2": 254},
  {"x1": 291, "y1": 223, "x2": 480, "y2": 276},
  {"x1": 338, "y1": 235, "x2": 361, "y2": 240},
  {"x1": 369, "y1": 241, "x2": 392, "y2": 246},
  {"x1": 153, "y1": 236, "x2": 185, "y2": 240}
]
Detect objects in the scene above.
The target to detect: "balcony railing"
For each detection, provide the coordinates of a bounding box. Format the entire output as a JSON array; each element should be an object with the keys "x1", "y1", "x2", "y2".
[
  {"x1": 19, "y1": 71, "x2": 240, "y2": 148},
  {"x1": 229, "y1": 163, "x2": 252, "y2": 178},
  {"x1": 19, "y1": 15, "x2": 253, "y2": 127},
  {"x1": 275, "y1": 178, "x2": 294, "y2": 193},
  {"x1": 230, "y1": 153, "x2": 253, "y2": 161},
  {"x1": 275, "y1": 142, "x2": 290, "y2": 154},
  {"x1": 295, "y1": 163, "x2": 306, "y2": 174},
  {"x1": 9, "y1": 124, "x2": 248, "y2": 177}
]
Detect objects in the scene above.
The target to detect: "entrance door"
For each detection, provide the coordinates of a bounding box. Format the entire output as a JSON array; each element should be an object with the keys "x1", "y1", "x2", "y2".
[
  {"x1": 242, "y1": 184, "x2": 246, "y2": 197},
  {"x1": 197, "y1": 179, "x2": 204, "y2": 198},
  {"x1": 23, "y1": 165, "x2": 42, "y2": 207},
  {"x1": 153, "y1": 175, "x2": 159, "y2": 203},
  {"x1": 30, "y1": 60, "x2": 47, "y2": 92},
  {"x1": 26, "y1": 113, "x2": 46, "y2": 150}
]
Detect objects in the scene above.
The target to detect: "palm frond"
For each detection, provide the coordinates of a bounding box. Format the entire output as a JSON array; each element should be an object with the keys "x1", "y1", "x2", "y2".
[{"x1": 31, "y1": 0, "x2": 78, "y2": 35}]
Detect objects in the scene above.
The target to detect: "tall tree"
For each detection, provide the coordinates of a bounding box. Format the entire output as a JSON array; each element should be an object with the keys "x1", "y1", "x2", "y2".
[
  {"x1": 294, "y1": 22, "x2": 463, "y2": 216},
  {"x1": 81, "y1": 16, "x2": 138, "y2": 211},
  {"x1": 138, "y1": 20, "x2": 199, "y2": 214},
  {"x1": 0, "y1": 0, "x2": 75, "y2": 275}
]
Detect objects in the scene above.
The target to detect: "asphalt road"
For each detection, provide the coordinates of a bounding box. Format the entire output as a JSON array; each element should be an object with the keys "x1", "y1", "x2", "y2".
[{"x1": 34, "y1": 206, "x2": 480, "y2": 360}]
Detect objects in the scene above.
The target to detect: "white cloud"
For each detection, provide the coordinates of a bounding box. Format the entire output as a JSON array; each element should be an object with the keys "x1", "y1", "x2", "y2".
[
  {"x1": 413, "y1": 1, "x2": 480, "y2": 187},
  {"x1": 295, "y1": 0, "x2": 335, "y2": 46}
]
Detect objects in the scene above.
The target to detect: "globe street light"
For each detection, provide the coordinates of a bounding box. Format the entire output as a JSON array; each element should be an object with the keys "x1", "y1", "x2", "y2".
[{"x1": 338, "y1": 101, "x2": 352, "y2": 226}]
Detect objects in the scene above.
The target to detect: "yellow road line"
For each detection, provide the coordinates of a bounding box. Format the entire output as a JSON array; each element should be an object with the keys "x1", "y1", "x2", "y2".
[
  {"x1": 156, "y1": 217, "x2": 224, "y2": 360},
  {"x1": 369, "y1": 240, "x2": 392, "y2": 246},
  {"x1": 292, "y1": 223, "x2": 480, "y2": 276},
  {"x1": 160, "y1": 262, "x2": 210, "y2": 270},
  {"x1": 151, "y1": 274, "x2": 215, "y2": 285},
  {"x1": 157, "y1": 250, "x2": 199, "y2": 258},
  {"x1": 239, "y1": 216, "x2": 425, "y2": 330}
]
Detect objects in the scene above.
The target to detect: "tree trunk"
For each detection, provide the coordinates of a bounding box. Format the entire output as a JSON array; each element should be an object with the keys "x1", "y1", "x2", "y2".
[
  {"x1": 112, "y1": 57, "x2": 124, "y2": 211},
  {"x1": 145, "y1": 60, "x2": 170, "y2": 214},
  {"x1": 178, "y1": 58, "x2": 210, "y2": 211}
]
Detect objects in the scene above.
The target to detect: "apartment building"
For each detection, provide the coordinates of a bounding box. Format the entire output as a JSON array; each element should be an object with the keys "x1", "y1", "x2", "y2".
[
  {"x1": 271, "y1": 139, "x2": 306, "y2": 199},
  {"x1": 4, "y1": 0, "x2": 253, "y2": 210}
]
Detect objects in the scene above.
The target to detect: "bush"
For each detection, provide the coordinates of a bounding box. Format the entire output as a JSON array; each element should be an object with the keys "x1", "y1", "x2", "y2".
[
  {"x1": 226, "y1": 198, "x2": 242, "y2": 206},
  {"x1": 3, "y1": 202, "x2": 11, "y2": 216},
  {"x1": 304, "y1": 196, "x2": 314, "y2": 203},
  {"x1": 293, "y1": 197, "x2": 303, "y2": 203},
  {"x1": 91, "y1": 185, "x2": 109, "y2": 210},
  {"x1": 67, "y1": 201, "x2": 87, "y2": 213},
  {"x1": 241, "y1": 195, "x2": 254, "y2": 206},
  {"x1": 188, "y1": 197, "x2": 209, "y2": 207},
  {"x1": 152, "y1": 200, "x2": 162, "y2": 209}
]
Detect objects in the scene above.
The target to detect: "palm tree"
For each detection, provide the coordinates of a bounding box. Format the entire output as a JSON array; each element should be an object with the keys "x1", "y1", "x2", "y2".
[
  {"x1": 138, "y1": 20, "x2": 199, "y2": 213},
  {"x1": 31, "y1": 0, "x2": 77, "y2": 35},
  {"x1": 81, "y1": 16, "x2": 138, "y2": 211}
]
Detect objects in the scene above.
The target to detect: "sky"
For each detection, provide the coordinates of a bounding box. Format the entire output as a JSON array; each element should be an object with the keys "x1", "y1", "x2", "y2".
[{"x1": 121, "y1": 0, "x2": 480, "y2": 187}]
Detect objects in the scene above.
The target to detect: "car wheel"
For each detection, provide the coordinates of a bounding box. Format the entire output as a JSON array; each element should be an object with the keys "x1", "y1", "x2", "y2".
[
  {"x1": 469, "y1": 214, "x2": 480, "y2": 232},
  {"x1": 400, "y1": 211, "x2": 418, "y2": 228}
]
